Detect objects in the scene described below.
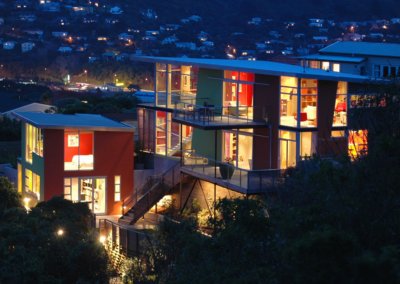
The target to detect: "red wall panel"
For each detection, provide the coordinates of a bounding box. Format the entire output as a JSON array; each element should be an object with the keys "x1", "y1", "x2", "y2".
[{"x1": 44, "y1": 129, "x2": 134, "y2": 215}]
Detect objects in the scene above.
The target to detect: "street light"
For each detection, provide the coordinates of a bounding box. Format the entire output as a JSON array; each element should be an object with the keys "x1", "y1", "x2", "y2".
[{"x1": 56, "y1": 228, "x2": 64, "y2": 237}]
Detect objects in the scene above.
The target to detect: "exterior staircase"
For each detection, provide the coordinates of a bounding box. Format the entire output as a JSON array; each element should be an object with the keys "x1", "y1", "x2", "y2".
[
  {"x1": 167, "y1": 134, "x2": 192, "y2": 156},
  {"x1": 119, "y1": 161, "x2": 180, "y2": 225}
]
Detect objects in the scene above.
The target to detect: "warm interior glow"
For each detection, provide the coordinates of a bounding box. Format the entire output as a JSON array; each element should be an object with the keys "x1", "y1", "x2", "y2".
[
  {"x1": 64, "y1": 131, "x2": 94, "y2": 170},
  {"x1": 25, "y1": 123, "x2": 43, "y2": 163},
  {"x1": 57, "y1": 229, "x2": 64, "y2": 236},
  {"x1": 348, "y1": 130, "x2": 368, "y2": 160},
  {"x1": 223, "y1": 71, "x2": 254, "y2": 118}
]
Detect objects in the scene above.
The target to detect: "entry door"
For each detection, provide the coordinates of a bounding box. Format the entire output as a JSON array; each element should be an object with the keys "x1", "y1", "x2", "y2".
[{"x1": 80, "y1": 178, "x2": 106, "y2": 214}]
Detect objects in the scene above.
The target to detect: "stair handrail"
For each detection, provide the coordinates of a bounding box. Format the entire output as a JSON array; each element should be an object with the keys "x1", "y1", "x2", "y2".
[{"x1": 122, "y1": 161, "x2": 180, "y2": 215}]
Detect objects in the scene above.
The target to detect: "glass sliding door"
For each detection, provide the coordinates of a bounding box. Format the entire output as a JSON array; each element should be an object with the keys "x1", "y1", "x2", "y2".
[
  {"x1": 279, "y1": 131, "x2": 297, "y2": 169},
  {"x1": 64, "y1": 177, "x2": 106, "y2": 214}
]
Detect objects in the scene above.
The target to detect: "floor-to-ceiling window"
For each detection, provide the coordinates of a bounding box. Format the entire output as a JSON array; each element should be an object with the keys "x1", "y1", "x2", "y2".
[
  {"x1": 279, "y1": 130, "x2": 297, "y2": 169},
  {"x1": 155, "y1": 111, "x2": 166, "y2": 155},
  {"x1": 300, "y1": 79, "x2": 318, "y2": 128},
  {"x1": 25, "y1": 123, "x2": 43, "y2": 163},
  {"x1": 223, "y1": 130, "x2": 253, "y2": 170},
  {"x1": 280, "y1": 76, "x2": 298, "y2": 127},
  {"x1": 223, "y1": 71, "x2": 254, "y2": 119},
  {"x1": 333, "y1": 81, "x2": 348, "y2": 127},
  {"x1": 156, "y1": 63, "x2": 167, "y2": 107},
  {"x1": 64, "y1": 177, "x2": 106, "y2": 214},
  {"x1": 25, "y1": 168, "x2": 40, "y2": 200}
]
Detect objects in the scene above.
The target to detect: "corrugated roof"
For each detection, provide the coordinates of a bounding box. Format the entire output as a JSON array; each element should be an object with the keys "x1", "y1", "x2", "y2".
[
  {"x1": 132, "y1": 56, "x2": 370, "y2": 83},
  {"x1": 320, "y1": 41, "x2": 400, "y2": 58},
  {"x1": 14, "y1": 112, "x2": 133, "y2": 131},
  {"x1": 300, "y1": 54, "x2": 365, "y2": 63}
]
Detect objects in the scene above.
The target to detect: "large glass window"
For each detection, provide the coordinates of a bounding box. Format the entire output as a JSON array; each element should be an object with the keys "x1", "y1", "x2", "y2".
[
  {"x1": 348, "y1": 130, "x2": 368, "y2": 160},
  {"x1": 223, "y1": 130, "x2": 253, "y2": 170},
  {"x1": 300, "y1": 132, "x2": 317, "y2": 158},
  {"x1": 64, "y1": 177, "x2": 106, "y2": 214},
  {"x1": 333, "y1": 81, "x2": 348, "y2": 127},
  {"x1": 223, "y1": 71, "x2": 254, "y2": 119},
  {"x1": 280, "y1": 76, "x2": 298, "y2": 127},
  {"x1": 156, "y1": 63, "x2": 167, "y2": 106},
  {"x1": 25, "y1": 169, "x2": 40, "y2": 200},
  {"x1": 25, "y1": 123, "x2": 43, "y2": 163},
  {"x1": 64, "y1": 131, "x2": 94, "y2": 171},
  {"x1": 300, "y1": 79, "x2": 318, "y2": 128},
  {"x1": 156, "y1": 111, "x2": 166, "y2": 155},
  {"x1": 279, "y1": 131, "x2": 297, "y2": 169}
]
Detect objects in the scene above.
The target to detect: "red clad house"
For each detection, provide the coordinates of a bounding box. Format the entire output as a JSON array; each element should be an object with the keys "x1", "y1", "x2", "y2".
[{"x1": 16, "y1": 112, "x2": 134, "y2": 215}]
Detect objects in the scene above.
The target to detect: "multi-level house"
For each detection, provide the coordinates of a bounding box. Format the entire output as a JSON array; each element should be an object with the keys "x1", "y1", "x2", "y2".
[
  {"x1": 301, "y1": 41, "x2": 400, "y2": 78},
  {"x1": 128, "y1": 56, "x2": 370, "y2": 214},
  {"x1": 16, "y1": 112, "x2": 134, "y2": 215}
]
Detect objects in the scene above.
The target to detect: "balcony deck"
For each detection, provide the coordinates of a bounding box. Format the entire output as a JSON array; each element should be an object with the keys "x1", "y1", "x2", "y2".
[
  {"x1": 181, "y1": 153, "x2": 282, "y2": 194},
  {"x1": 173, "y1": 107, "x2": 268, "y2": 130}
]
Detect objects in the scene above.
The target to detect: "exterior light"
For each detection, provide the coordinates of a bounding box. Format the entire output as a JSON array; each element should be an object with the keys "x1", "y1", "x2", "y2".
[
  {"x1": 56, "y1": 229, "x2": 64, "y2": 237},
  {"x1": 23, "y1": 197, "x2": 31, "y2": 204},
  {"x1": 99, "y1": 235, "x2": 106, "y2": 244}
]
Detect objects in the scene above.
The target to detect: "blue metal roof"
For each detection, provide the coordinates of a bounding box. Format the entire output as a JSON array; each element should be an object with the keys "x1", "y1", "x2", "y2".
[
  {"x1": 300, "y1": 54, "x2": 365, "y2": 63},
  {"x1": 320, "y1": 41, "x2": 400, "y2": 58},
  {"x1": 133, "y1": 56, "x2": 371, "y2": 83},
  {"x1": 14, "y1": 112, "x2": 133, "y2": 131}
]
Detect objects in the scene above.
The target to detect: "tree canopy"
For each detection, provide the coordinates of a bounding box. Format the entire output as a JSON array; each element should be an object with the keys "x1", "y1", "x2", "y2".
[{"x1": 0, "y1": 178, "x2": 109, "y2": 283}]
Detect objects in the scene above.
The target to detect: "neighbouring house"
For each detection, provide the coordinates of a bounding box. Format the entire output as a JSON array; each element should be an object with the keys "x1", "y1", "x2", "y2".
[
  {"x1": 58, "y1": 46, "x2": 73, "y2": 53},
  {"x1": 21, "y1": 42, "x2": 35, "y2": 53},
  {"x1": 16, "y1": 112, "x2": 134, "y2": 215},
  {"x1": 2, "y1": 103, "x2": 55, "y2": 120},
  {"x1": 3, "y1": 41, "x2": 16, "y2": 50},
  {"x1": 300, "y1": 41, "x2": 400, "y2": 78},
  {"x1": 123, "y1": 56, "x2": 370, "y2": 225},
  {"x1": 109, "y1": 6, "x2": 123, "y2": 15}
]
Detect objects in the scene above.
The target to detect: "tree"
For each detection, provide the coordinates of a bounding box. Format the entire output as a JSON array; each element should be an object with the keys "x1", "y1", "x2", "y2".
[{"x1": 0, "y1": 193, "x2": 109, "y2": 283}]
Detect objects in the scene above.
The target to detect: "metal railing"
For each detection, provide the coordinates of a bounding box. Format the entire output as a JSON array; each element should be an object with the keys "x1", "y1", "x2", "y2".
[
  {"x1": 181, "y1": 149, "x2": 282, "y2": 194},
  {"x1": 99, "y1": 218, "x2": 153, "y2": 257},
  {"x1": 172, "y1": 102, "x2": 266, "y2": 126},
  {"x1": 122, "y1": 161, "x2": 181, "y2": 218}
]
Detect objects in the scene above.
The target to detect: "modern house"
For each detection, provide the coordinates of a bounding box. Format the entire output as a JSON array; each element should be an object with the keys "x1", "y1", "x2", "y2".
[
  {"x1": 16, "y1": 112, "x2": 134, "y2": 215},
  {"x1": 301, "y1": 41, "x2": 400, "y2": 78},
  {"x1": 131, "y1": 56, "x2": 370, "y2": 204}
]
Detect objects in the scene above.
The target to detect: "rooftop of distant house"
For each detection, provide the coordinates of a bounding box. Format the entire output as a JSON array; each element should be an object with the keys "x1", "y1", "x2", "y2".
[
  {"x1": 319, "y1": 41, "x2": 400, "y2": 58},
  {"x1": 133, "y1": 56, "x2": 370, "y2": 83},
  {"x1": 300, "y1": 54, "x2": 366, "y2": 63},
  {"x1": 14, "y1": 112, "x2": 133, "y2": 132}
]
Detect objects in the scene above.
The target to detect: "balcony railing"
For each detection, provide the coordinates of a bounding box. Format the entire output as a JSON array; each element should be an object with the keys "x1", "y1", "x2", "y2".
[
  {"x1": 181, "y1": 150, "x2": 282, "y2": 194},
  {"x1": 172, "y1": 102, "x2": 267, "y2": 129}
]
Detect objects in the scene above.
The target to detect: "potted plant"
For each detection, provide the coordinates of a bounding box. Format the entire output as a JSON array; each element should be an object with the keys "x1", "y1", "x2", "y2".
[{"x1": 219, "y1": 157, "x2": 235, "y2": 180}]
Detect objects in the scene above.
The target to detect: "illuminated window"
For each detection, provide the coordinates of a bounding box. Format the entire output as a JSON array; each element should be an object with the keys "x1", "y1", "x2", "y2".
[
  {"x1": 331, "y1": 130, "x2": 345, "y2": 138},
  {"x1": 348, "y1": 130, "x2": 368, "y2": 160},
  {"x1": 309, "y1": 61, "x2": 320, "y2": 69},
  {"x1": 300, "y1": 132, "x2": 317, "y2": 158},
  {"x1": 115, "y1": 176, "x2": 121, "y2": 201},
  {"x1": 25, "y1": 169, "x2": 40, "y2": 200},
  {"x1": 333, "y1": 82, "x2": 348, "y2": 127},
  {"x1": 223, "y1": 71, "x2": 254, "y2": 118},
  {"x1": 64, "y1": 131, "x2": 94, "y2": 171},
  {"x1": 322, "y1": 61, "x2": 330, "y2": 70},
  {"x1": 280, "y1": 76, "x2": 298, "y2": 127},
  {"x1": 25, "y1": 123, "x2": 43, "y2": 163},
  {"x1": 279, "y1": 130, "x2": 297, "y2": 169},
  {"x1": 300, "y1": 79, "x2": 318, "y2": 128},
  {"x1": 333, "y1": 63, "x2": 340, "y2": 72}
]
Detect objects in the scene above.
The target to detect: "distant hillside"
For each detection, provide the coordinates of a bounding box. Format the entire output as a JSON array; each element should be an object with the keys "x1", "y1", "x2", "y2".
[{"x1": 129, "y1": 0, "x2": 400, "y2": 23}]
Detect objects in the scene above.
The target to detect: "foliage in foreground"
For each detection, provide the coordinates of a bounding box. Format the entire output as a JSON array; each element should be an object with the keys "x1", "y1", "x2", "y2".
[
  {"x1": 0, "y1": 178, "x2": 109, "y2": 283},
  {"x1": 124, "y1": 84, "x2": 400, "y2": 283}
]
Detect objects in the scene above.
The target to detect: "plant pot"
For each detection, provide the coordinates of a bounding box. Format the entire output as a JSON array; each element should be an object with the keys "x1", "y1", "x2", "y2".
[{"x1": 219, "y1": 163, "x2": 235, "y2": 180}]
